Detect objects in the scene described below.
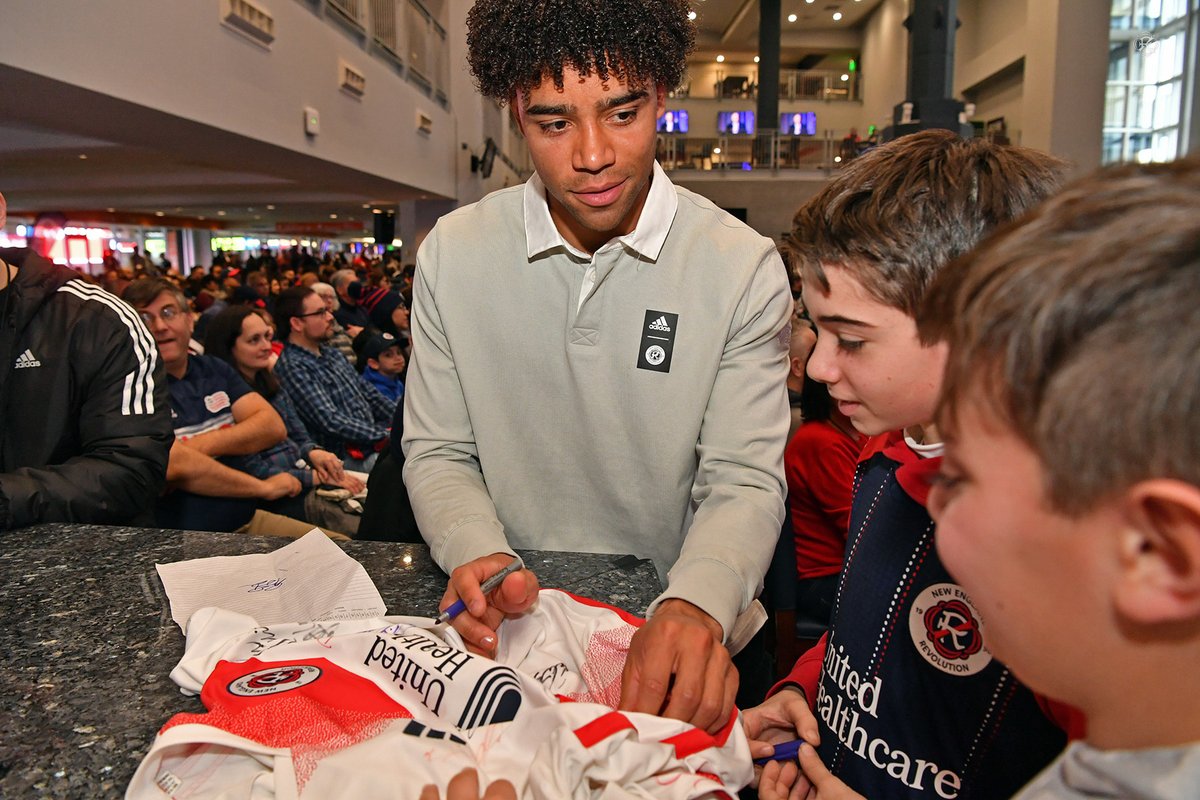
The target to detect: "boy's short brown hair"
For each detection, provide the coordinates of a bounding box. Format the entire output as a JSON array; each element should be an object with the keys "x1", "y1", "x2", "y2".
[
  {"x1": 920, "y1": 156, "x2": 1200, "y2": 515},
  {"x1": 784, "y1": 129, "x2": 1067, "y2": 317}
]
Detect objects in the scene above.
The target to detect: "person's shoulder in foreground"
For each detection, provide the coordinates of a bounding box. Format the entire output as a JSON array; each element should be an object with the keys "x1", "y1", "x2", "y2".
[
  {"x1": 921, "y1": 155, "x2": 1200, "y2": 800},
  {"x1": 0, "y1": 190, "x2": 171, "y2": 529},
  {"x1": 744, "y1": 130, "x2": 1073, "y2": 800}
]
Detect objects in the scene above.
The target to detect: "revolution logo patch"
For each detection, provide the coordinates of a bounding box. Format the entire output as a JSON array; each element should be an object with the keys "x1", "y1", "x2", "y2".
[
  {"x1": 908, "y1": 583, "x2": 992, "y2": 677},
  {"x1": 227, "y1": 664, "x2": 323, "y2": 696},
  {"x1": 636, "y1": 310, "x2": 678, "y2": 373}
]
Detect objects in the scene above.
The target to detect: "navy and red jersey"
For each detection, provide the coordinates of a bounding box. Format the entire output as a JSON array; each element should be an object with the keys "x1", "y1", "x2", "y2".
[{"x1": 779, "y1": 432, "x2": 1075, "y2": 799}]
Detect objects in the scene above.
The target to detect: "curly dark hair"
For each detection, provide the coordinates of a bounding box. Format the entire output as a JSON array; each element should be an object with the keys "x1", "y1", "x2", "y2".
[{"x1": 466, "y1": 0, "x2": 695, "y2": 102}]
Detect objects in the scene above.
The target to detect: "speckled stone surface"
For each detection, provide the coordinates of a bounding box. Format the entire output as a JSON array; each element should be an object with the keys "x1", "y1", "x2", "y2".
[{"x1": 0, "y1": 523, "x2": 662, "y2": 799}]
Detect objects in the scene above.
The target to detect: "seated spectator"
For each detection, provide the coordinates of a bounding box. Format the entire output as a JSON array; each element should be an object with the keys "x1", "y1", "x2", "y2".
[
  {"x1": 357, "y1": 331, "x2": 406, "y2": 403},
  {"x1": 329, "y1": 268, "x2": 370, "y2": 334},
  {"x1": 311, "y1": 281, "x2": 356, "y2": 362},
  {"x1": 0, "y1": 192, "x2": 172, "y2": 529},
  {"x1": 122, "y1": 277, "x2": 302, "y2": 533},
  {"x1": 204, "y1": 307, "x2": 364, "y2": 535},
  {"x1": 273, "y1": 287, "x2": 395, "y2": 472},
  {"x1": 785, "y1": 368, "x2": 864, "y2": 636},
  {"x1": 350, "y1": 281, "x2": 410, "y2": 343},
  {"x1": 786, "y1": 321, "x2": 818, "y2": 442}
]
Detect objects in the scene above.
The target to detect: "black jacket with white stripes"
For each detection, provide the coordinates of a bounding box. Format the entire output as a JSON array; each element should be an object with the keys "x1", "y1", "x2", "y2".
[{"x1": 0, "y1": 249, "x2": 171, "y2": 529}]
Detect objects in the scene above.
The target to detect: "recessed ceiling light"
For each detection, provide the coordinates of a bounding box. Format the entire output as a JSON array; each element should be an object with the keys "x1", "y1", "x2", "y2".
[
  {"x1": 716, "y1": 54, "x2": 725, "y2": 63},
  {"x1": 833, "y1": 11, "x2": 843, "y2": 20},
  {"x1": 78, "y1": 154, "x2": 88, "y2": 160},
  {"x1": 329, "y1": 213, "x2": 338, "y2": 219},
  {"x1": 106, "y1": 207, "x2": 116, "y2": 213},
  {"x1": 362, "y1": 203, "x2": 371, "y2": 209},
  {"x1": 217, "y1": 210, "x2": 226, "y2": 216},
  {"x1": 372, "y1": 208, "x2": 382, "y2": 214},
  {"x1": 754, "y1": 55, "x2": 760, "y2": 63},
  {"x1": 155, "y1": 211, "x2": 165, "y2": 217},
  {"x1": 688, "y1": 10, "x2": 696, "y2": 20},
  {"x1": 841, "y1": 73, "x2": 850, "y2": 81},
  {"x1": 266, "y1": 204, "x2": 276, "y2": 210},
  {"x1": 787, "y1": 13, "x2": 797, "y2": 22},
  {"x1": 712, "y1": 147, "x2": 722, "y2": 154}
]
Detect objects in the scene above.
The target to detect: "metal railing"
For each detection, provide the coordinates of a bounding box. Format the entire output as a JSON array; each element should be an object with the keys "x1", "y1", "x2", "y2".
[
  {"x1": 656, "y1": 130, "x2": 873, "y2": 173},
  {"x1": 297, "y1": 0, "x2": 450, "y2": 107},
  {"x1": 671, "y1": 69, "x2": 861, "y2": 102}
]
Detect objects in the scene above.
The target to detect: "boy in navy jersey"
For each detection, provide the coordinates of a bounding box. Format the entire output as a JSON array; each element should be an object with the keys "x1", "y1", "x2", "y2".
[
  {"x1": 913, "y1": 158, "x2": 1200, "y2": 799},
  {"x1": 742, "y1": 130, "x2": 1076, "y2": 799}
]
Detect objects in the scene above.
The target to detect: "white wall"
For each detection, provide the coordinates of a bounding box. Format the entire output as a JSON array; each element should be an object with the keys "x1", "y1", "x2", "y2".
[
  {"x1": 860, "y1": 0, "x2": 911, "y2": 133},
  {"x1": 0, "y1": 0, "x2": 457, "y2": 198}
]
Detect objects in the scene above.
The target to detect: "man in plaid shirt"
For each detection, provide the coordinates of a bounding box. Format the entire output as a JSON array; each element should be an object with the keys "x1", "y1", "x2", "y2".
[{"x1": 274, "y1": 287, "x2": 396, "y2": 472}]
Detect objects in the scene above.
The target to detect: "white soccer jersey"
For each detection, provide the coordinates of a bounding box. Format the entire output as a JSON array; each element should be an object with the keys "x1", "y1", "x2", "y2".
[{"x1": 127, "y1": 590, "x2": 752, "y2": 799}]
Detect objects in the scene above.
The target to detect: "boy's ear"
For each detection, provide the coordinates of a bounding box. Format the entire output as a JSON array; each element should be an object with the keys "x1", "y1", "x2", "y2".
[{"x1": 1114, "y1": 479, "x2": 1200, "y2": 626}]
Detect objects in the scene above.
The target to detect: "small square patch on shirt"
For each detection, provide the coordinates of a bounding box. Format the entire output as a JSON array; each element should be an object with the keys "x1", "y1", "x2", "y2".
[{"x1": 636, "y1": 310, "x2": 678, "y2": 373}]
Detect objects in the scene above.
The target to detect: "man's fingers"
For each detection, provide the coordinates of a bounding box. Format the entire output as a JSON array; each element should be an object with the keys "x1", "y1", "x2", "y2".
[
  {"x1": 759, "y1": 760, "x2": 800, "y2": 800},
  {"x1": 445, "y1": 767, "x2": 481, "y2": 798},
  {"x1": 493, "y1": 570, "x2": 539, "y2": 615},
  {"x1": 618, "y1": 627, "x2": 672, "y2": 716},
  {"x1": 483, "y1": 779, "x2": 517, "y2": 800},
  {"x1": 418, "y1": 784, "x2": 438, "y2": 800}
]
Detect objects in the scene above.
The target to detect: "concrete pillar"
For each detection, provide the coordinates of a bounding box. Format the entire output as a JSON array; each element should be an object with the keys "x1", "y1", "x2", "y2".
[
  {"x1": 757, "y1": 0, "x2": 781, "y2": 128},
  {"x1": 1023, "y1": 0, "x2": 1109, "y2": 174}
]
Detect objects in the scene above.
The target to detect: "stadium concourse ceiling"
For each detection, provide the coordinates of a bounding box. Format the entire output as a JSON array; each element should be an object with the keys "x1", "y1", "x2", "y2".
[
  {"x1": 0, "y1": 65, "x2": 444, "y2": 234},
  {"x1": 0, "y1": 1, "x2": 884, "y2": 233},
  {"x1": 688, "y1": 0, "x2": 885, "y2": 62}
]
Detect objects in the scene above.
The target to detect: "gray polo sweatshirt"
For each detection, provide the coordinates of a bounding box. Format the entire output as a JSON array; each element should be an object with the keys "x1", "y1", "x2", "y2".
[{"x1": 402, "y1": 170, "x2": 791, "y2": 636}]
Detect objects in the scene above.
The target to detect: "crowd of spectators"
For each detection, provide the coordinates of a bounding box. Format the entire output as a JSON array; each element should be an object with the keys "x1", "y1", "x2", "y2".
[{"x1": 84, "y1": 245, "x2": 412, "y2": 537}]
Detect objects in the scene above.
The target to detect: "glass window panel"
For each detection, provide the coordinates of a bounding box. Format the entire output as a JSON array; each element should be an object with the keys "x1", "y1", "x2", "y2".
[
  {"x1": 1105, "y1": 84, "x2": 1129, "y2": 125},
  {"x1": 1112, "y1": 0, "x2": 1134, "y2": 28},
  {"x1": 1102, "y1": 132, "x2": 1126, "y2": 164},
  {"x1": 1153, "y1": 80, "x2": 1180, "y2": 127},
  {"x1": 1129, "y1": 131, "x2": 1154, "y2": 160},
  {"x1": 1131, "y1": 84, "x2": 1155, "y2": 127},
  {"x1": 1160, "y1": 0, "x2": 1188, "y2": 23},
  {"x1": 1151, "y1": 128, "x2": 1178, "y2": 161},
  {"x1": 1109, "y1": 43, "x2": 1130, "y2": 80}
]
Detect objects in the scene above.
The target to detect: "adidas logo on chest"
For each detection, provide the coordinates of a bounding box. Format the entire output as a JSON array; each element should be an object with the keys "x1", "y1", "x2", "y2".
[{"x1": 14, "y1": 349, "x2": 41, "y2": 369}]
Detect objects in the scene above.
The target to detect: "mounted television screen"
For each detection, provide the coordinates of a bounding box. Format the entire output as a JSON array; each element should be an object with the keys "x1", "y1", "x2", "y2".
[
  {"x1": 780, "y1": 111, "x2": 817, "y2": 136},
  {"x1": 716, "y1": 110, "x2": 755, "y2": 135},
  {"x1": 656, "y1": 110, "x2": 689, "y2": 133}
]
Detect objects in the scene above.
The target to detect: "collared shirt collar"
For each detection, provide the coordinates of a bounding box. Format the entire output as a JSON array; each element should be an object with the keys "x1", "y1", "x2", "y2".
[{"x1": 524, "y1": 161, "x2": 678, "y2": 261}]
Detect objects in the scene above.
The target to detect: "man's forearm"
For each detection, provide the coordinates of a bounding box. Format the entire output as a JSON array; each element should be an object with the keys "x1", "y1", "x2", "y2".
[
  {"x1": 167, "y1": 442, "x2": 269, "y2": 498},
  {"x1": 184, "y1": 411, "x2": 286, "y2": 457}
]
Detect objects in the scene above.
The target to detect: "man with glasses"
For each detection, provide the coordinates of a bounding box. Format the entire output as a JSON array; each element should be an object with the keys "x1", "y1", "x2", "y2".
[
  {"x1": 122, "y1": 277, "x2": 299, "y2": 531},
  {"x1": 0, "y1": 192, "x2": 172, "y2": 529},
  {"x1": 273, "y1": 286, "x2": 395, "y2": 472}
]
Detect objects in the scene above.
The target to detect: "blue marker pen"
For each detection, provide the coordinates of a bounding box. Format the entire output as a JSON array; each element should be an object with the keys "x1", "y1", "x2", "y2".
[
  {"x1": 753, "y1": 738, "x2": 805, "y2": 765},
  {"x1": 434, "y1": 557, "x2": 524, "y2": 624}
]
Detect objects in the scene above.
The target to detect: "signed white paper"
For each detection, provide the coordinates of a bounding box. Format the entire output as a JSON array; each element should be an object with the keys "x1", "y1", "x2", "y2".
[{"x1": 156, "y1": 530, "x2": 387, "y2": 631}]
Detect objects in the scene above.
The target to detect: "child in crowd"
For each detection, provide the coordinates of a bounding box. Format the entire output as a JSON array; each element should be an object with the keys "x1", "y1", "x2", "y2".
[
  {"x1": 742, "y1": 129, "x2": 1075, "y2": 800},
  {"x1": 910, "y1": 156, "x2": 1200, "y2": 799},
  {"x1": 358, "y1": 331, "x2": 406, "y2": 403}
]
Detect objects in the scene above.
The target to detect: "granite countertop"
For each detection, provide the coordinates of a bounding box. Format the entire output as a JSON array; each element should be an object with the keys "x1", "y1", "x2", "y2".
[{"x1": 0, "y1": 523, "x2": 662, "y2": 799}]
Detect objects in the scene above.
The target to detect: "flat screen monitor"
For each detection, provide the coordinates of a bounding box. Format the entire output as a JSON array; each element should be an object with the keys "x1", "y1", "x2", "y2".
[
  {"x1": 657, "y1": 110, "x2": 689, "y2": 133},
  {"x1": 780, "y1": 111, "x2": 817, "y2": 136},
  {"x1": 717, "y1": 110, "x2": 755, "y2": 136}
]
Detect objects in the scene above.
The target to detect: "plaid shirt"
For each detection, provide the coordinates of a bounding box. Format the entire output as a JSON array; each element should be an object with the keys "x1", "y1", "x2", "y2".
[
  {"x1": 274, "y1": 342, "x2": 395, "y2": 458},
  {"x1": 239, "y1": 389, "x2": 319, "y2": 490}
]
